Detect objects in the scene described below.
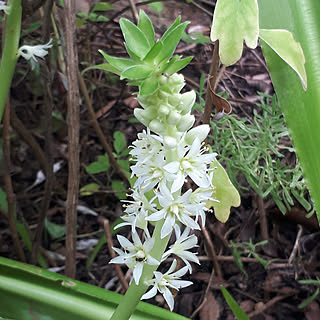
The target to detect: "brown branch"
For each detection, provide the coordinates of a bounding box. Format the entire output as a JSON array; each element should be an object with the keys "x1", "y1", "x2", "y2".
[
  {"x1": 103, "y1": 219, "x2": 129, "y2": 291},
  {"x1": 202, "y1": 226, "x2": 223, "y2": 280},
  {"x1": 78, "y1": 72, "x2": 129, "y2": 185},
  {"x1": 128, "y1": 0, "x2": 139, "y2": 24},
  {"x1": 258, "y1": 196, "x2": 269, "y2": 241},
  {"x1": 2, "y1": 102, "x2": 26, "y2": 262},
  {"x1": 203, "y1": 41, "x2": 220, "y2": 125},
  {"x1": 64, "y1": 0, "x2": 80, "y2": 279}
]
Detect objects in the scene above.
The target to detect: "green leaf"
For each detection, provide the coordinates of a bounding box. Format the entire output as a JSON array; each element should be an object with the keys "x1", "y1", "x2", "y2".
[
  {"x1": 117, "y1": 159, "x2": 130, "y2": 174},
  {"x1": 259, "y1": 29, "x2": 307, "y2": 90},
  {"x1": 99, "y1": 50, "x2": 135, "y2": 72},
  {"x1": 220, "y1": 286, "x2": 250, "y2": 320},
  {"x1": 0, "y1": 187, "x2": 8, "y2": 213},
  {"x1": 81, "y1": 63, "x2": 121, "y2": 76},
  {"x1": 138, "y1": 10, "x2": 155, "y2": 47},
  {"x1": 112, "y1": 180, "x2": 127, "y2": 200},
  {"x1": 258, "y1": 0, "x2": 320, "y2": 222},
  {"x1": 298, "y1": 288, "x2": 320, "y2": 309},
  {"x1": 181, "y1": 31, "x2": 210, "y2": 44},
  {"x1": 207, "y1": 159, "x2": 241, "y2": 223},
  {"x1": 140, "y1": 76, "x2": 159, "y2": 96},
  {"x1": 120, "y1": 64, "x2": 153, "y2": 80},
  {"x1": 161, "y1": 16, "x2": 181, "y2": 42},
  {"x1": 143, "y1": 41, "x2": 163, "y2": 64},
  {"x1": 45, "y1": 219, "x2": 66, "y2": 240},
  {"x1": 146, "y1": 1, "x2": 163, "y2": 13},
  {"x1": 92, "y1": 2, "x2": 113, "y2": 12},
  {"x1": 113, "y1": 131, "x2": 126, "y2": 154},
  {"x1": 210, "y1": 0, "x2": 259, "y2": 65},
  {"x1": 87, "y1": 13, "x2": 109, "y2": 22},
  {"x1": 119, "y1": 18, "x2": 150, "y2": 59},
  {"x1": 163, "y1": 56, "x2": 193, "y2": 75},
  {"x1": 80, "y1": 183, "x2": 100, "y2": 196},
  {"x1": 86, "y1": 154, "x2": 110, "y2": 174},
  {"x1": 157, "y1": 22, "x2": 189, "y2": 64}
]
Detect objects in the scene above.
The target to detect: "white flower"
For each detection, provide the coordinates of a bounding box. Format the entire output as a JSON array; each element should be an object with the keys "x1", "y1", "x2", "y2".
[
  {"x1": 115, "y1": 189, "x2": 157, "y2": 233},
  {"x1": 110, "y1": 232, "x2": 159, "y2": 285},
  {"x1": 162, "y1": 226, "x2": 199, "y2": 273},
  {"x1": 18, "y1": 40, "x2": 52, "y2": 70},
  {"x1": 141, "y1": 259, "x2": 192, "y2": 311},
  {"x1": 0, "y1": 1, "x2": 10, "y2": 14},
  {"x1": 147, "y1": 184, "x2": 202, "y2": 239},
  {"x1": 130, "y1": 129, "x2": 163, "y2": 164},
  {"x1": 164, "y1": 137, "x2": 216, "y2": 192}
]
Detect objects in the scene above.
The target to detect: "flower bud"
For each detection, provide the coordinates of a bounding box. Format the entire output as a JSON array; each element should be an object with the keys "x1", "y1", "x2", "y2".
[
  {"x1": 185, "y1": 124, "x2": 210, "y2": 145},
  {"x1": 168, "y1": 94, "x2": 181, "y2": 107},
  {"x1": 158, "y1": 104, "x2": 170, "y2": 116},
  {"x1": 134, "y1": 108, "x2": 150, "y2": 127},
  {"x1": 167, "y1": 110, "x2": 181, "y2": 125},
  {"x1": 149, "y1": 119, "x2": 165, "y2": 134},
  {"x1": 168, "y1": 74, "x2": 185, "y2": 93},
  {"x1": 179, "y1": 91, "x2": 196, "y2": 115},
  {"x1": 177, "y1": 114, "x2": 195, "y2": 132},
  {"x1": 142, "y1": 107, "x2": 157, "y2": 120},
  {"x1": 163, "y1": 136, "x2": 177, "y2": 149}
]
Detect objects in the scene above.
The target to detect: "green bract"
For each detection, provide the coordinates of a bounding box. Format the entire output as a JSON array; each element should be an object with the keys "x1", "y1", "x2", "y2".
[
  {"x1": 99, "y1": 10, "x2": 192, "y2": 96},
  {"x1": 210, "y1": 0, "x2": 259, "y2": 65}
]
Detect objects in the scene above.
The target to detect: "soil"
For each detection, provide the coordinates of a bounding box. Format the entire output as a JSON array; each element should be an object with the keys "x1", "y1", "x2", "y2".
[{"x1": 0, "y1": 1, "x2": 319, "y2": 320}]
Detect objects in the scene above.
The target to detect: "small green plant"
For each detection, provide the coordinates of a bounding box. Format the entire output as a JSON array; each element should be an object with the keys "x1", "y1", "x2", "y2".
[
  {"x1": 298, "y1": 278, "x2": 320, "y2": 309},
  {"x1": 209, "y1": 94, "x2": 312, "y2": 214}
]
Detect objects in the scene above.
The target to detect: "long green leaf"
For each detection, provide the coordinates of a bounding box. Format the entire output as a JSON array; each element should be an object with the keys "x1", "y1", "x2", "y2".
[
  {"x1": 0, "y1": 257, "x2": 189, "y2": 320},
  {"x1": 258, "y1": 0, "x2": 320, "y2": 222}
]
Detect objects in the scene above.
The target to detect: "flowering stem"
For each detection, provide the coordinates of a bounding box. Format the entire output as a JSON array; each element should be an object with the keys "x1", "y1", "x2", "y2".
[
  {"x1": 109, "y1": 220, "x2": 171, "y2": 320},
  {"x1": 0, "y1": 0, "x2": 22, "y2": 121}
]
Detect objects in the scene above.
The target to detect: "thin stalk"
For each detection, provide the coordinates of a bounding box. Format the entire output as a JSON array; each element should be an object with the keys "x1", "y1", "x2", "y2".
[
  {"x1": 109, "y1": 220, "x2": 171, "y2": 320},
  {"x1": 0, "y1": 0, "x2": 22, "y2": 121}
]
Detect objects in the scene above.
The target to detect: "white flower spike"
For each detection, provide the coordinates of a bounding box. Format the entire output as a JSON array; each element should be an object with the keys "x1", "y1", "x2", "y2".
[
  {"x1": 18, "y1": 40, "x2": 53, "y2": 70},
  {"x1": 0, "y1": 1, "x2": 10, "y2": 15}
]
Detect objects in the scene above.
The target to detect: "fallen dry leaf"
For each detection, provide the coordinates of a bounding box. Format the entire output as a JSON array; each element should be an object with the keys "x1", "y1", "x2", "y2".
[{"x1": 199, "y1": 292, "x2": 220, "y2": 320}]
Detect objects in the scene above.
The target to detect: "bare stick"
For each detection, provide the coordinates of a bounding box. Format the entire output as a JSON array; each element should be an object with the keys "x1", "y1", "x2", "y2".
[
  {"x1": 128, "y1": 0, "x2": 139, "y2": 24},
  {"x1": 2, "y1": 102, "x2": 26, "y2": 262},
  {"x1": 258, "y1": 196, "x2": 269, "y2": 241},
  {"x1": 288, "y1": 225, "x2": 303, "y2": 265},
  {"x1": 64, "y1": 0, "x2": 80, "y2": 279}
]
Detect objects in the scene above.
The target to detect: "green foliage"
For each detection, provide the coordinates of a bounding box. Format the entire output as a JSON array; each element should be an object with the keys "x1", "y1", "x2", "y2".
[
  {"x1": 45, "y1": 219, "x2": 66, "y2": 239},
  {"x1": 80, "y1": 183, "x2": 100, "y2": 196},
  {"x1": 97, "y1": 10, "x2": 191, "y2": 96},
  {"x1": 86, "y1": 154, "x2": 110, "y2": 174},
  {"x1": 298, "y1": 279, "x2": 320, "y2": 309},
  {"x1": 220, "y1": 286, "x2": 250, "y2": 320},
  {"x1": 181, "y1": 31, "x2": 210, "y2": 44},
  {"x1": 230, "y1": 239, "x2": 270, "y2": 271},
  {"x1": 209, "y1": 94, "x2": 312, "y2": 214},
  {"x1": 211, "y1": 0, "x2": 259, "y2": 65}
]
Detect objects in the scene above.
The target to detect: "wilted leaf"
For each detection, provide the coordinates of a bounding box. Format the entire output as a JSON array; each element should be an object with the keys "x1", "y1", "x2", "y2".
[
  {"x1": 259, "y1": 29, "x2": 307, "y2": 90},
  {"x1": 211, "y1": 0, "x2": 259, "y2": 65},
  {"x1": 207, "y1": 159, "x2": 240, "y2": 223},
  {"x1": 199, "y1": 292, "x2": 220, "y2": 320}
]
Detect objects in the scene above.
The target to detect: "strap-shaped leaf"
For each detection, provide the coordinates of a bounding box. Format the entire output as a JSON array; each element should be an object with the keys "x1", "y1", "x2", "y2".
[
  {"x1": 99, "y1": 50, "x2": 135, "y2": 72},
  {"x1": 138, "y1": 10, "x2": 155, "y2": 47},
  {"x1": 120, "y1": 64, "x2": 153, "y2": 80},
  {"x1": 82, "y1": 63, "x2": 121, "y2": 75},
  {"x1": 163, "y1": 56, "x2": 193, "y2": 75},
  {"x1": 211, "y1": 0, "x2": 259, "y2": 66},
  {"x1": 157, "y1": 22, "x2": 189, "y2": 64},
  {"x1": 161, "y1": 16, "x2": 181, "y2": 42},
  {"x1": 259, "y1": 29, "x2": 307, "y2": 90},
  {"x1": 120, "y1": 18, "x2": 150, "y2": 59}
]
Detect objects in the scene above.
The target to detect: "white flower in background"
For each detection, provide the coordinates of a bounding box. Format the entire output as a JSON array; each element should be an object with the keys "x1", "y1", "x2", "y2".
[
  {"x1": 142, "y1": 259, "x2": 192, "y2": 311},
  {"x1": 18, "y1": 39, "x2": 52, "y2": 70},
  {"x1": 147, "y1": 184, "x2": 202, "y2": 239},
  {"x1": 162, "y1": 226, "x2": 199, "y2": 273},
  {"x1": 110, "y1": 232, "x2": 159, "y2": 285},
  {"x1": 0, "y1": 1, "x2": 10, "y2": 14},
  {"x1": 164, "y1": 137, "x2": 217, "y2": 192}
]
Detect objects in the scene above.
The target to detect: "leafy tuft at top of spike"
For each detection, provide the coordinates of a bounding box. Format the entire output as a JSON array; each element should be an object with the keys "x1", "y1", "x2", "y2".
[{"x1": 99, "y1": 10, "x2": 192, "y2": 96}]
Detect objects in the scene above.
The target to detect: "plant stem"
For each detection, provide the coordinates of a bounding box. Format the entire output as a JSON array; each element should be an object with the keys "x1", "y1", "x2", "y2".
[
  {"x1": 0, "y1": 0, "x2": 22, "y2": 122},
  {"x1": 109, "y1": 220, "x2": 171, "y2": 320}
]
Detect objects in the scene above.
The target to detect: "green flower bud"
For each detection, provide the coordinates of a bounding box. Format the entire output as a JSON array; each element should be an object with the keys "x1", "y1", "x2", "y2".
[
  {"x1": 168, "y1": 93, "x2": 181, "y2": 107},
  {"x1": 167, "y1": 110, "x2": 181, "y2": 125},
  {"x1": 142, "y1": 107, "x2": 158, "y2": 120},
  {"x1": 163, "y1": 136, "x2": 177, "y2": 149},
  {"x1": 179, "y1": 91, "x2": 196, "y2": 115},
  {"x1": 185, "y1": 124, "x2": 210, "y2": 145},
  {"x1": 158, "y1": 104, "x2": 170, "y2": 116},
  {"x1": 177, "y1": 114, "x2": 195, "y2": 132},
  {"x1": 149, "y1": 119, "x2": 165, "y2": 134},
  {"x1": 168, "y1": 73, "x2": 185, "y2": 93},
  {"x1": 134, "y1": 108, "x2": 150, "y2": 127}
]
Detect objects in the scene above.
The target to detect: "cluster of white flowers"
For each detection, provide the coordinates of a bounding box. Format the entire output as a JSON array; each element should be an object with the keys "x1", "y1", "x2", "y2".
[{"x1": 110, "y1": 73, "x2": 217, "y2": 310}]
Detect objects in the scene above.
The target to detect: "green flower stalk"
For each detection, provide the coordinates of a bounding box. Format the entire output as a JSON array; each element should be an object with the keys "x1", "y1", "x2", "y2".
[
  {"x1": 0, "y1": 0, "x2": 22, "y2": 121},
  {"x1": 96, "y1": 10, "x2": 238, "y2": 320}
]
